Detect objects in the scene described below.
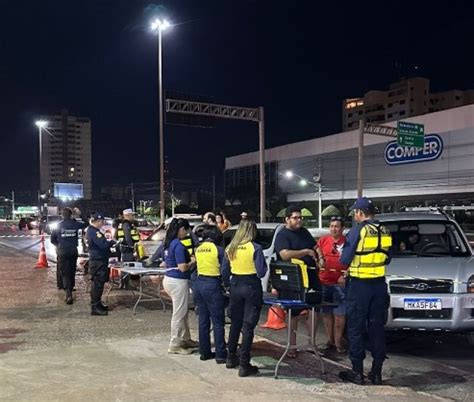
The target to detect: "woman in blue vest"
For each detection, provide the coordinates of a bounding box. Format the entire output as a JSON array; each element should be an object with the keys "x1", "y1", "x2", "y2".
[
  {"x1": 162, "y1": 218, "x2": 199, "y2": 355},
  {"x1": 193, "y1": 225, "x2": 230, "y2": 363},
  {"x1": 224, "y1": 219, "x2": 267, "y2": 377}
]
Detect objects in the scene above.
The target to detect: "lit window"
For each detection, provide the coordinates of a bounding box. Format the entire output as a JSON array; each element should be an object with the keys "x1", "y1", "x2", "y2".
[{"x1": 70, "y1": 167, "x2": 75, "y2": 172}]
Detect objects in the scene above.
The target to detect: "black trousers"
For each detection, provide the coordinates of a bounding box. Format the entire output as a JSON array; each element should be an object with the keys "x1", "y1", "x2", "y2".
[
  {"x1": 346, "y1": 276, "x2": 389, "y2": 374},
  {"x1": 57, "y1": 251, "x2": 78, "y2": 291},
  {"x1": 89, "y1": 259, "x2": 109, "y2": 307},
  {"x1": 227, "y1": 275, "x2": 263, "y2": 365}
]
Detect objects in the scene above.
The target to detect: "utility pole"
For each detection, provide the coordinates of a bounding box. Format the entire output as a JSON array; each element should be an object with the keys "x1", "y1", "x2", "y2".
[
  {"x1": 357, "y1": 120, "x2": 398, "y2": 197},
  {"x1": 212, "y1": 174, "x2": 216, "y2": 211},
  {"x1": 316, "y1": 159, "x2": 322, "y2": 229},
  {"x1": 357, "y1": 120, "x2": 365, "y2": 197},
  {"x1": 11, "y1": 191, "x2": 15, "y2": 219},
  {"x1": 258, "y1": 106, "x2": 265, "y2": 223},
  {"x1": 131, "y1": 183, "x2": 135, "y2": 211},
  {"x1": 171, "y1": 179, "x2": 175, "y2": 216}
]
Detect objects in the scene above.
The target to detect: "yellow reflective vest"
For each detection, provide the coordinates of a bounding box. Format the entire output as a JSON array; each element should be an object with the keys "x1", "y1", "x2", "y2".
[
  {"x1": 196, "y1": 242, "x2": 220, "y2": 276},
  {"x1": 228, "y1": 242, "x2": 257, "y2": 275},
  {"x1": 116, "y1": 221, "x2": 140, "y2": 243},
  {"x1": 349, "y1": 222, "x2": 392, "y2": 279},
  {"x1": 181, "y1": 235, "x2": 194, "y2": 256}
]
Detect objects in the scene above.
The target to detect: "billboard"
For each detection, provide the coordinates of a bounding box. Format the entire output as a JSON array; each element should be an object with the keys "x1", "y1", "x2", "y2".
[{"x1": 53, "y1": 183, "x2": 84, "y2": 201}]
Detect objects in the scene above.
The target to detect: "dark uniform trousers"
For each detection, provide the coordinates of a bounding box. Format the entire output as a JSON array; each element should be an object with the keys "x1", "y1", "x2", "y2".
[
  {"x1": 346, "y1": 276, "x2": 389, "y2": 374},
  {"x1": 227, "y1": 275, "x2": 263, "y2": 365},
  {"x1": 89, "y1": 259, "x2": 109, "y2": 308},
  {"x1": 193, "y1": 276, "x2": 227, "y2": 359},
  {"x1": 57, "y1": 250, "x2": 78, "y2": 291}
]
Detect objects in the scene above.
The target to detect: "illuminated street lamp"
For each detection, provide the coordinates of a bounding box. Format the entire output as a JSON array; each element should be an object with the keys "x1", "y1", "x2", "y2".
[
  {"x1": 35, "y1": 120, "x2": 49, "y2": 199},
  {"x1": 283, "y1": 170, "x2": 323, "y2": 229},
  {"x1": 150, "y1": 18, "x2": 171, "y2": 224}
]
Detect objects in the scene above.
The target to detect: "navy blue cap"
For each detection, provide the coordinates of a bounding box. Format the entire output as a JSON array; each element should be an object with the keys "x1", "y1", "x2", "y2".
[
  {"x1": 350, "y1": 197, "x2": 376, "y2": 212},
  {"x1": 91, "y1": 212, "x2": 105, "y2": 220}
]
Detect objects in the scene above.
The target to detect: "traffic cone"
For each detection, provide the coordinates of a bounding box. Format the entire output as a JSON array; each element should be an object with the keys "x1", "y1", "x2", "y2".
[
  {"x1": 35, "y1": 234, "x2": 49, "y2": 268},
  {"x1": 260, "y1": 306, "x2": 287, "y2": 330}
]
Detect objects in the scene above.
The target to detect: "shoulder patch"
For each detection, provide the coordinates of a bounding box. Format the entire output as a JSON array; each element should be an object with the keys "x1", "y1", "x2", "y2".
[{"x1": 96, "y1": 232, "x2": 103, "y2": 238}]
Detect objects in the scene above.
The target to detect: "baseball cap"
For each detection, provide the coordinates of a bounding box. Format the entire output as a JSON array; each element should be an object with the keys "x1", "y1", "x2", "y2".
[
  {"x1": 122, "y1": 208, "x2": 134, "y2": 215},
  {"x1": 350, "y1": 197, "x2": 376, "y2": 212},
  {"x1": 91, "y1": 212, "x2": 105, "y2": 220}
]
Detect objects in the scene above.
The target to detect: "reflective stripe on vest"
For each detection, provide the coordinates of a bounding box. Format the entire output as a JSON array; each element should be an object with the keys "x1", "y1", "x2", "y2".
[
  {"x1": 349, "y1": 222, "x2": 392, "y2": 279},
  {"x1": 228, "y1": 242, "x2": 257, "y2": 275},
  {"x1": 181, "y1": 236, "x2": 194, "y2": 256},
  {"x1": 116, "y1": 222, "x2": 140, "y2": 243},
  {"x1": 196, "y1": 242, "x2": 220, "y2": 276}
]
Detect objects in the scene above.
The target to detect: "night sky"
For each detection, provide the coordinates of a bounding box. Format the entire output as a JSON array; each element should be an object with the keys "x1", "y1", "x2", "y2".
[{"x1": 1, "y1": 0, "x2": 473, "y2": 200}]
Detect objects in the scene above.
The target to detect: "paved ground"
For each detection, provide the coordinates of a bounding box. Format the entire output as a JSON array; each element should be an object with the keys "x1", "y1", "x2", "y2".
[{"x1": 0, "y1": 236, "x2": 473, "y2": 401}]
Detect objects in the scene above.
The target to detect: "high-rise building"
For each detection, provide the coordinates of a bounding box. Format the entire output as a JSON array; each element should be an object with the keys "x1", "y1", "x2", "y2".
[
  {"x1": 39, "y1": 109, "x2": 92, "y2": 199},
  {"x1": 342, "y1": 77, "x2": 474, "y2": 131}
]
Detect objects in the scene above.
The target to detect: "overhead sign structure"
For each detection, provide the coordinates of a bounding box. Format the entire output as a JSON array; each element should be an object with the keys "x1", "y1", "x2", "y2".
[
  {"x1": 53, "y1": 183, "x2": 84, "y2": 201},
  {"x1": 397, "y1": 121, "x2": 425, "y2": 147},
  {"x1": 384, "y1": 134, "x2": 443, "y2": 165}
]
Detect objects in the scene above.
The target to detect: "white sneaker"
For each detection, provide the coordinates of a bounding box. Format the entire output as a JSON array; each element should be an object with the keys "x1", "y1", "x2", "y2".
[{"x1": 168, "y1": 346, "x2": 193, "y2": 355}]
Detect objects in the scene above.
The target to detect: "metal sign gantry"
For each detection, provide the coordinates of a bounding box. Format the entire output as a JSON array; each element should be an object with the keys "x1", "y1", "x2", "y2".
[{"x1": 166, "y1": 99, "x2": 266, "y2": 222}]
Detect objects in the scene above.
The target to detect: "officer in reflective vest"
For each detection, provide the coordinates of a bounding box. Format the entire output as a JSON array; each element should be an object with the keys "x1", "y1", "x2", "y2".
[
  {"x1": 117, "y1": 208, "x2": 140, "y2": 288},
  {"x1": 338, "y1": 197, "x2": 392, "y2": 386},
  {"x1": 193, "y1": 225, "x2": 230, "y2": 363},
  {"x1": 224, "y1": 219, "x2": 267, "y2": 377}
]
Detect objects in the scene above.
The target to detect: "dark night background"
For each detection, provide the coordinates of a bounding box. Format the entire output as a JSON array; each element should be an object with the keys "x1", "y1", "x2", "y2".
[{"x1": 1, "y1": 0, "x2": 473, "y2": 200}]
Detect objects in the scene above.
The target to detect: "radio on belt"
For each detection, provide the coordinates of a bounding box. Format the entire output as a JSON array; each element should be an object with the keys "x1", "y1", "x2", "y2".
[{"x1": 270, "y1": 261, "x2": 322, "y2": 304}]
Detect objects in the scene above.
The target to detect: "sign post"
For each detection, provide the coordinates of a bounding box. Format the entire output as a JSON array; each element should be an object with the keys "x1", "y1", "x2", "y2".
[{"x1": 397, "y1": 121, "x2": 425, "y2": 147}]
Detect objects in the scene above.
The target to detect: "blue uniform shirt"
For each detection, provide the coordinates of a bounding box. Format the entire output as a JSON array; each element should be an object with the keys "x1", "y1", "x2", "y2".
[
  {"x1": 87, "y1": 225, "x2": 114, "y2": 260},
  {"x1": 51, "y1": 218, "x2": 83, "y2": 254},
  {"x1": 164, "y1": 238, "x2": 191, "y2": 280}
]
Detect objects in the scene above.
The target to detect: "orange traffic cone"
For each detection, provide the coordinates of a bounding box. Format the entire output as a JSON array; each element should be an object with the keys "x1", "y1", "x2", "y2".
[
  {"x1": 260, "y1": 306, "x2": 287, "y2": 330},
  {"x1": 35, "y1": 234, "x2": 49, "y2": 268}
]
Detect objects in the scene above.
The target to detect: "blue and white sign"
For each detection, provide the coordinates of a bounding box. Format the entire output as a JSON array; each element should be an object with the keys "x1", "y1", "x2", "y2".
[{"x1": 384, "y1": 134, "x2": 443, "y2": 165}]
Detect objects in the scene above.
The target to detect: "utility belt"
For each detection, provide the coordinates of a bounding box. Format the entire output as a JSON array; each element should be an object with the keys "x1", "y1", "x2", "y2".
[{"x1": 197, "y1": 274, "x2": 221, "y2": 279}]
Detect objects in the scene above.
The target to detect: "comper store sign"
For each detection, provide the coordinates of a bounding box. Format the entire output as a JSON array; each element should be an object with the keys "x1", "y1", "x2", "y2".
[{"x1": 384, "y1": 134, "x2": 443, "y2": 165}]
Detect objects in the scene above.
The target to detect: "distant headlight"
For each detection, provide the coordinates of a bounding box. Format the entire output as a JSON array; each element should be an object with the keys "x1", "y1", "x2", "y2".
[{"x1": 49, "y1": 222, "x2": 59, "y2": 230}]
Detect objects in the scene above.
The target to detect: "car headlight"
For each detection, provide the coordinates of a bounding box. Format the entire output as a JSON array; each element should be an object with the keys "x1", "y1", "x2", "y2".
[
  {"x1": 468, "y1": 275, "x2": 474, "y2": 293},
  {"x1": 49, "y1": 222, "x2": 59, "y2": 230}
]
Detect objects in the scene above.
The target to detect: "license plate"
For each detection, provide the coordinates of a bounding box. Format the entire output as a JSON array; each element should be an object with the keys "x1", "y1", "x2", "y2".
[{"x1": 404, "y1": 298, "x2": 442, "y2": 310}]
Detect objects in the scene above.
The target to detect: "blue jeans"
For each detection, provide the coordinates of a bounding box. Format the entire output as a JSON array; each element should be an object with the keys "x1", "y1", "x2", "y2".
[{"x1": 193, "y1": 276, "x2": 227, "y2": 359}]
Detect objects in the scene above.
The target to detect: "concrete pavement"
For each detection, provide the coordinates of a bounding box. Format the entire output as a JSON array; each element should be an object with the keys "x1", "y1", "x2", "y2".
[{"x1": 0, "y1": 243, "x2": 463, "y2": 401}]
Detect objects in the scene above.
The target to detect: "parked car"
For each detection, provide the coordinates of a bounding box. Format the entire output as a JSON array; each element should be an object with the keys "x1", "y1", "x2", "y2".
[
  {"x1": 136, "y1": 218, "x2": 158, "y2": 240},
  {"x1": 39, "y1": 215, "x2": 62, "y2": 234},
  {"x1": 379, "y1": 211, "x2": 474, "y2": 345}
]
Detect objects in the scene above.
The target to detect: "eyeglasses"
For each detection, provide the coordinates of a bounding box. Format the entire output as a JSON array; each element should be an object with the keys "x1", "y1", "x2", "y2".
[{"x1": 290, "y1": 216, "x2": 303, "y2": 220}]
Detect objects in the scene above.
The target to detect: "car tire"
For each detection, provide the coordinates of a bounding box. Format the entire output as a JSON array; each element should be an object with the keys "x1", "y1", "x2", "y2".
[{"x1": 467, "y1": 332, "x2": 474, "y2": 346}]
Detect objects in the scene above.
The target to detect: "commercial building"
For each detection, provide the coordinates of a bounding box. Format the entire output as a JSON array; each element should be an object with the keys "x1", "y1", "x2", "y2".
[
  {"x1": 39, "y1": 109, "x2": 92, "y2": 199},
  {"x1": 225, "y1": 104, "x2": 474, "y2": 213},
  {"x1": 342, "y1": 77, "x2": 474, "y2": 131}
]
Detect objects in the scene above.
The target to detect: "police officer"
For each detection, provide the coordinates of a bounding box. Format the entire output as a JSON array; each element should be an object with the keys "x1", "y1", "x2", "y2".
[
  {"x1": 117, "y1": 208, "x2": 139, "y2": 288},
  {"x1": 86, "y1": 213, "x2": 116, "y2": 316},
  {"x1": 338, "y1": 197, "x2": 392, "y2": 385},
  {"x1": 224, "y1": 219, "x2": 267, "y2": 377},
  {"x1": 193, "y1": 224, "x2": 230, "y2": 363},
  {"x1": 51, "y1": 208, "x2": 84, "y2": 304}
]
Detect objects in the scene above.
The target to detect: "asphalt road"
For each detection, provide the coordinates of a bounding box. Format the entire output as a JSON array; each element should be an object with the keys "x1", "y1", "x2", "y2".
[{"x1": 0, "y1": 233, "x2": 473, "y2": 400}]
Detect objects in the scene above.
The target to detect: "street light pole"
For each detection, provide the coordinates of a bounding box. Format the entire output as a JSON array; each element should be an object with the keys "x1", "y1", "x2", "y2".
[
  {"x1": 157, "y1": 25, "x2": 165, "y2": 224},
  {"x1": 35, "y1": 120, "x2": 48, "y2": 199},
  {"x1": 151, "y1": 18, "x2": 170, "y2": 224},
  {"x1": 258, "y1": 106, "x2": 265, "y2": 223}
]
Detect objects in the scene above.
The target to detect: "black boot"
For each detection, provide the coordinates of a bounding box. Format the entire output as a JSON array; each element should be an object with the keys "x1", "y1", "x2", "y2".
[
  {"x1": 339, "y1": 370, "x2": 365, "y2": 385},
  {"x1": 226, "y1": 353, "x2": 239, "y2": 369},
  {"x1": 368, "y1": 371, "x2": 382, "y2": 385},
  {"x1": 91, "y1": 302, "x2": 108, "y2": 316},
  {"x1": 238, "y1": 363, "x2": 259, "y2": 377},
  {"x1": 100, "y1": 302, "x2": 109, "y2": 311},
  {"x1": 65, "y1": 289, "x2": 73, "y2": 305}
]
